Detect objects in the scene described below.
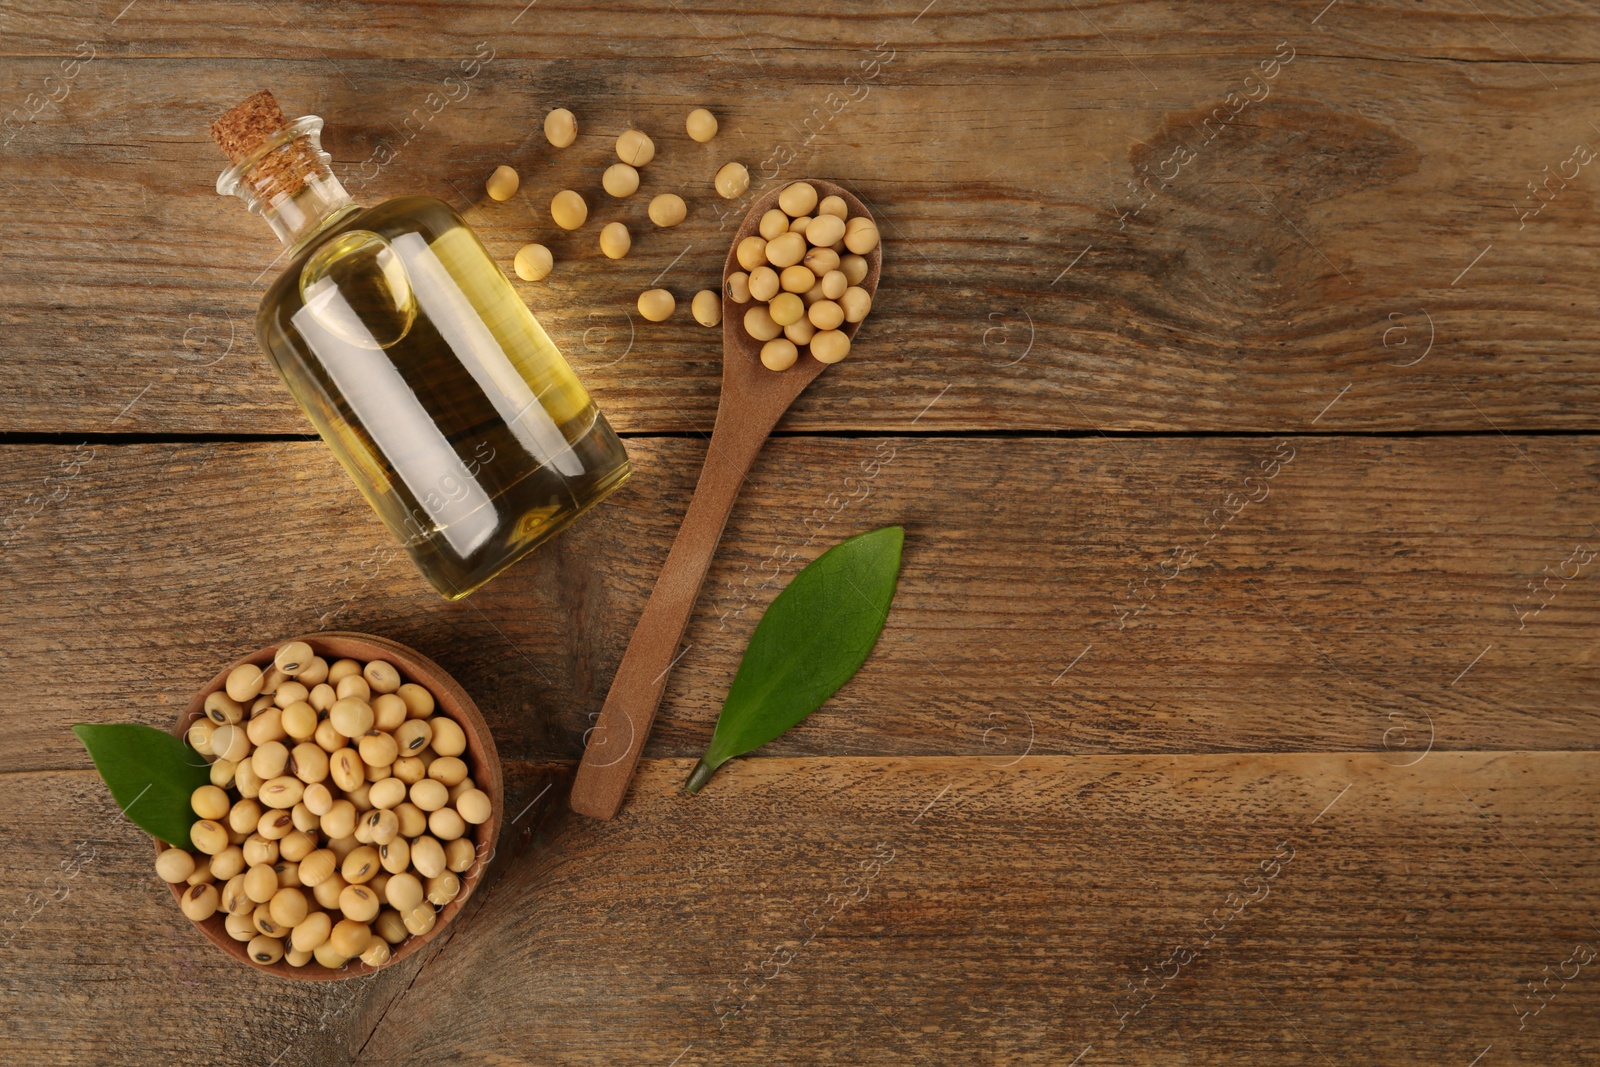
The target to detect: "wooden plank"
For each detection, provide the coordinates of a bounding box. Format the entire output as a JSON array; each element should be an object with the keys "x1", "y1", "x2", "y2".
[
  {"x1": 2, "y1": 0, "x2": 1596, "y2": 62},
  {"x1": 2, "y1": 23, "x2": 1599, "y2": 432},
  {"x1": 350, "y1": 752, "x2": 1600, "y2": 1066},
  {"x1": 0, "y1": 759, "x2": 566, "y2": 1066},
  {"x1": 8, "y1": 752, "x2": 1598, "y2": 1064},
  {"x1": 4, "y1": 435, "x2": 1598, "y2": 774},
  {"x1": 0, "y1": 766, "x2": 388, "y2": 1066}
]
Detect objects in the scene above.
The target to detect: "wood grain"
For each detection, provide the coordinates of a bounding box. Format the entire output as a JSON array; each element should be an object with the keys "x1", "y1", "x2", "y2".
[
  {"x1": 3, "y1": 1, "x2": 1597, "y2": 61},
  {"x1": 5, "y1": 4, "x2": 1600, "y2": 1063},
  {"x1": 7, "y1": 752, "x2": 1597, "y2": 1065},
  {"x1": 5, "y1": 435, "x2": 1599, "y2": 777},
  {"x1": 358, "y1": 752, "x2": 1600, "y2": 1066},
  {"x1": 0, "y1": 758, "x2": 565, "y2": 1066},
  {"x1": 2, "y1": 6, "x2": 1599, "y2": 433}
]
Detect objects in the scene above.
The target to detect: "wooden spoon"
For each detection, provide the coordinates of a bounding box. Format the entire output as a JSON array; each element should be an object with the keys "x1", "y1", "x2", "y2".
[{"x1": 570, "y1": 178, "x2": 883, "y2": 819}]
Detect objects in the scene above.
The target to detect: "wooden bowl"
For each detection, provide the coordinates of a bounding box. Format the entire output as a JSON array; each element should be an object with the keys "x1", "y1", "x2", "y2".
[{"x1": 160, "y1": 632, "x2": 503, "y2": 981}]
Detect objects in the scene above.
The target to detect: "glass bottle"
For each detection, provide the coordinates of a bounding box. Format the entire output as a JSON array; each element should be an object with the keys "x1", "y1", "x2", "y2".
[{"x1": 211, "y1": 91, "x2": 631, "y2": 600}]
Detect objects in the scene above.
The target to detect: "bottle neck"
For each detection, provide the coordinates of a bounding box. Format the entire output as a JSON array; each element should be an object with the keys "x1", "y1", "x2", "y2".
[{"x1": 217, "y1": 115, "x2": 359, "y2": 253}]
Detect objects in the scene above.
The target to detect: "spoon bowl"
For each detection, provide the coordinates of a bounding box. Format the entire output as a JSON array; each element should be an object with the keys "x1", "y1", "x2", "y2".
[{"x1": 719, "y1": 179, "x2": 883, "y2": 406}]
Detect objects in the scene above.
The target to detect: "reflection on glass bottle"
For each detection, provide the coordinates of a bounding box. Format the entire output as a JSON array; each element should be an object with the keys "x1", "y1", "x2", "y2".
[{"x1": 211, "y1": 91, "x2": 630, "y2": 599}]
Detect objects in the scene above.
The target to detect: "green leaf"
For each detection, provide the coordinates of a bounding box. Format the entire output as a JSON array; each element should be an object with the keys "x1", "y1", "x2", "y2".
[
  {"x1": 73, "y1": 723, "x2": 213, "y2": 847},
  {"x1": 687, "y1": 525, "x2": 904, "y2": 794}
]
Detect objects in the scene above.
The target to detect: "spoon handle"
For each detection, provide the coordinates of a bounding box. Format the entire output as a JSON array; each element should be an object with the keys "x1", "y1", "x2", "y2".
[{"x1": 570, "y1": 412, "x2": 772, "y2": 819}]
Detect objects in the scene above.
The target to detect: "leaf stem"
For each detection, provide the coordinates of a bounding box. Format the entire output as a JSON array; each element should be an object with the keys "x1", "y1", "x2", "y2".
[{"x1": 685, "y1": 758, "x2": 718, "y2": 795}]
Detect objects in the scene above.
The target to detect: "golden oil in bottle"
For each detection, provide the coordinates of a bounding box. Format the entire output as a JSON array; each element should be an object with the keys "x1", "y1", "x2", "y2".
[{"x1": 211, "y1": 92, "x2": 630, "y2": 599}]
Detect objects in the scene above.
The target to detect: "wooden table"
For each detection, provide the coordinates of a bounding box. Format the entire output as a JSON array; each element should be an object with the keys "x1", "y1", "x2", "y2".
[{"x1": 4, "y1": 2, "x2": 1600, "y2": 1063}]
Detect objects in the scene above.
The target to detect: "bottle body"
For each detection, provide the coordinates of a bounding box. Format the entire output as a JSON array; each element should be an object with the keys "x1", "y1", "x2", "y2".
[{"x1": 256, "y1": 194, "x2": 631, "y2": 599}]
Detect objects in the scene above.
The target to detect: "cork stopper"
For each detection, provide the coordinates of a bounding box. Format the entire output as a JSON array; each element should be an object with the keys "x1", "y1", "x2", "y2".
[
  {"x1": 210, "y1": 90, "x2": 322, "y2": 199},
  {"x1": 210, "y1": 90, "x2": 290, "y2": 165}
]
